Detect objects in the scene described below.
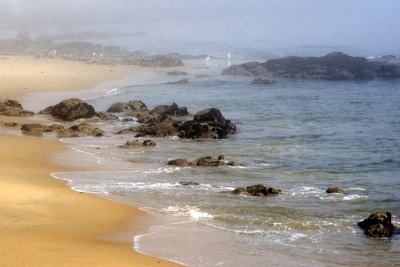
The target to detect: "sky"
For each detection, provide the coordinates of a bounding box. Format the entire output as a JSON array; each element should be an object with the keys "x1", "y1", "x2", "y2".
[{"x1": 0, "y1": 0, "x2": 399, "y2": 55}]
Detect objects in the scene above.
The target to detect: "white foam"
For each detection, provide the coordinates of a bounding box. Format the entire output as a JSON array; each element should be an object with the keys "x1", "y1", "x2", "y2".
[
  {"x1": 103, "y1": 87, "x2": 123, "y2": 97},
  {"x1": 343, "y1": 194, "x2": 368, "y2": 201}
]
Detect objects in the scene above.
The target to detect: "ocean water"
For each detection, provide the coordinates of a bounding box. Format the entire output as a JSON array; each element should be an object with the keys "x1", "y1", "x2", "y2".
[{"x1": 53, "y1": 62, "x2": 400, "y2": 266}]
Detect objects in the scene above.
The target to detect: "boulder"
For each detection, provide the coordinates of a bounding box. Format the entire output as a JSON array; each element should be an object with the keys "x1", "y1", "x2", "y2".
[
  {"x1": 232, "y1": 184, "x2": 282, "y2": 197},
  {"x1": 178, "y1": 108, "x2": 236, "y2": 139},
  {"x1": 167, "y1": 159, "x2": 190, "y2": 167},
  {"x1": 358, "y1": 212, "x2": 396, "y2": 237},
  {"x1": 106, "y1": 102, "x2": 132, "y2": 113},
  {"x1": 0, "y1": 99, "x2": 34, "y2": 116},
  {"x1": 95, "y1": 112, "x2": 119, "y2": 121},
  {"x1": 39, "y1": 98, "x2": 96, "y2": 121},
  {"x1": 122, "y1": 121, "x2": 179, "y2": 137},
  {"x1": 326, "y1": 187, "x2": 346, "y2": 194},
  {"x1": 251, "y1": 78, "x2": 277, "y2": 85}
]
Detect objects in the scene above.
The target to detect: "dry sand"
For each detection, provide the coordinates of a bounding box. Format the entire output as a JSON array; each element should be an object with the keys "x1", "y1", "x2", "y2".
[{"x1": 0, "y1": 56, "x2": 181, "y2": 267}]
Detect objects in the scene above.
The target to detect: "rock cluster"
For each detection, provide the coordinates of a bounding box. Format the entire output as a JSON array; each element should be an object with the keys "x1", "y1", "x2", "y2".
[
  {"x1": 222, "y1": 52, "x2": 400, "y2": 80},
  {"x1": 358, "y1": 212, "x2": 396, "y2": 237},
  {"x1": 167, "y1": 155, "x2": 238, "y2": 167},
  {"x1": 119, "y1": 139, "x2": 156, "y2": 148},
  {"x1": 21, "y1": 122, "x2": 104, "y2": 137},
  {"x1": 116, "y1": 105, "x2": 236, "y2": 140},
  {"x1": 0, "y1": 99, "x2": 33, "y2": 116},
  {"x1": 232, "y1": 184, "x2": 282, "y2": 197}
]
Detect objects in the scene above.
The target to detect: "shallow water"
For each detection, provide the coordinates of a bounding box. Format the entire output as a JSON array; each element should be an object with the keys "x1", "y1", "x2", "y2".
[{"x1": 54, "y1": 63, "x2": 400, "y2": 266}]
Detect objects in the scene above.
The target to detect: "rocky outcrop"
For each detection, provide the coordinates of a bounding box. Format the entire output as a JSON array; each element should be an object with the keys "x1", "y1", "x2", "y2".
[
  {"x1": 39, "y1": 98, "x2": 96, "y2": 121},
  {"x1": 232, "y1": 184, "x2": 282, "y2": 197},
  {"x1": 222, "y1": 52, "x2": 400, "y2": 80},
  {"x1": 326, "y1": 187, "x2": 346, "y2": 194},
  {"x1": 0, "y1": 99, "x2": 33, "y2": 116},
  {"x1": 167, "y1": 155, "x2": 238, "y2": 167},
  {"x1": 118, "y1": 121, "x2": 180, "y2": 137},
  {"x1": 251, "y1": 78, "x2": 277, "y2": 85},
  {"x1": 177, "y1": 108, "x2": 236, "y2": 139},
  {"x1": 358, "y1": 212, "x2": 396, "y2": 237}
]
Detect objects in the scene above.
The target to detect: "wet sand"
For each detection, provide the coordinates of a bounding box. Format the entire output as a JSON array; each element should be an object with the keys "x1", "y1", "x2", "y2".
[{"x1": 0, "y1": 55, "x2": 181, "y2": 267}]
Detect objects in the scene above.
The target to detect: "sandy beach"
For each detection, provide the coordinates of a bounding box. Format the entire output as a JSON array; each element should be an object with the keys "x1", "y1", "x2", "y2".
[{"x1": 0, "y1": 56, "x2": 181, "y2": 267}]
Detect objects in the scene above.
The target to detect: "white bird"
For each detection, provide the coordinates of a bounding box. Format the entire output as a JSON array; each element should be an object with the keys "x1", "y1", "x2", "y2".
[
  {"x1": 205, "y1": 56, "x2": 210, "y2": 61},
  {"x1": 227, "y1": 53, "x2": 231, "y2": 60}
]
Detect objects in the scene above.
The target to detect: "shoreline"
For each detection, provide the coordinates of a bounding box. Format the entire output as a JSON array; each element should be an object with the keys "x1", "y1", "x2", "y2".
[{"x1": 0, "y1": 55, "x2": 181, "y2": 266}]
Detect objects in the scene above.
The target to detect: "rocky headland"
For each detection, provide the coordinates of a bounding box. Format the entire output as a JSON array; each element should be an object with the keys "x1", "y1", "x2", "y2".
[{"x1": 222, "y1": 52, "x2": 400, "y2": 80}]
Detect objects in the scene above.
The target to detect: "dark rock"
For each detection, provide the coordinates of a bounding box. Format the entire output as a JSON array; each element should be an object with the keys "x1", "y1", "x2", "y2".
[
  {"x1": 191, "y1": 155, "x2": 238, "y2": 167},
  {"x1": 222, "y1": 52, "x2": 400, "y2": 80},
  {"x1": 106, "y1": 102, "x2": 132, "y2": 113},
  {"x1": 177, "y1": 108, "x2": 236, "y2": 139},
  {"x1": 150, "y1": 103, "x2": 189, "y2": 120},
  {"x1": 59, "y1": 122, "x2": 104, "y2": 137},
  {"x1": 358, "y1": 212, "x2": 396, "y2": 237},
  {"x1": 166, "y1": 71, "x2": 188, "y2": 75},
  {"x1": 167, "y1": 159, "x2": 190, "y2": 167},
  {"x1": 125, "y1": 121, "x2": 179, "y2": 137},
  {"x1": 232, "y1": 187, "x2": 247, "y2": 195},
  {"x1": 142, "y1": 139, "x2": 156, "y2": 146},
  {"x1": 39, "y1": 98, "x2": 96, "y2": 121},
  {"x1": 127, "y1": 100, "x2": 148, "y2": 112},
  {"x1": 243, "y1": 184, "x2": 282, "y2": 197},
  {"x1": 193, "y1": 108, "x2": 225, "y2": 124},
  {"x1": 179, "y1": 181, "x2": 199, "y2": 186},
  {"x1": 0, "y1": 99, "x2": 34, "y2": 116},
  {"x1": 326, "y1": 187, "x2": 346, "y2": 194},
  {"x1": 251, "y1": 78, "x2": 277, "y2": 85},
  {"x1": 167, "y1": 78, "x2": 189, "y2": 85},
  {"x1": 119, "y1": 140, "x2": 141, "y2": 148}
]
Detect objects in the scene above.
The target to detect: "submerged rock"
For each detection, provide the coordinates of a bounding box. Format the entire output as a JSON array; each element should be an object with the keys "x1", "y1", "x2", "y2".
[
  {"x1": 358, "y1": 212, "x2": 396, "y2": 237},
  {"x1": 232, "y1": 184, "x2": 282, "y2": 197},
  {"x1": 251, "y1": 78, "x2": 277, "y2": 85},
  {"x1": 179, "y1": 181, "x2": 199, "y2": 186},
  {"x1": 168, "y1": 155, "x2": 237, "y2": 167},
  {"x1": 326, "y1": 187, "x2": 346, "y2": 194},
  {"x1": 167, "y1": 159, "x2": 190, "y2": 167}
]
